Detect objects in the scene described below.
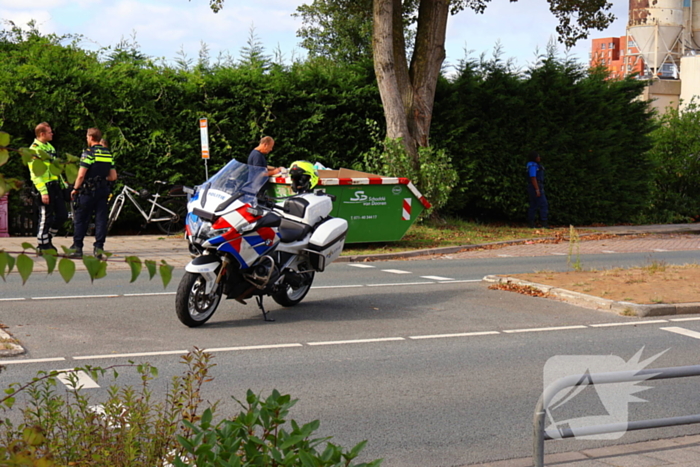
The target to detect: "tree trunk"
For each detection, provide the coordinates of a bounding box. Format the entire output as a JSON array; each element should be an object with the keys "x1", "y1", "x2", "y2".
[
  {"x1": 372, "y1": 0, "x2": 414, "y2": 160},
  {"x1": 372, "y1": 0, "x2": 449, "y2": 167}
]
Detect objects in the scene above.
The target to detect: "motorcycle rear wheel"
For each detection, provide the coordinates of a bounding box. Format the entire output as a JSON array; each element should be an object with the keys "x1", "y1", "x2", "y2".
[
  {"x1": 272, "y1": 271, "x2": 315, "y2": 307},
  {"x1": 175, "y1": 272, "x2": 222, "y2": 327}
]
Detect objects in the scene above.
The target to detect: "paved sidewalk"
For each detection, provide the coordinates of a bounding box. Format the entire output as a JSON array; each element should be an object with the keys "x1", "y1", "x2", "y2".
[
  {"x1": 0, "y1": 234, "x2": 191, "y2": 272},
  {"x1": 1, "y1": 223, "x2": 700, "y2": 272},
  {"x1": 466, "y1": 434, "x2": 700, "y2": 466}
]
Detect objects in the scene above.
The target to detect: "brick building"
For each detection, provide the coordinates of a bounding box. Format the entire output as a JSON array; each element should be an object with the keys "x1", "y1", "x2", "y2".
[{"x1": 590, "y1": 36, "x2": 645, "y2": 79}]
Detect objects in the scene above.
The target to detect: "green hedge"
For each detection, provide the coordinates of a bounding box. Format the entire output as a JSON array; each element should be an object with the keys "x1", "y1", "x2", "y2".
[{"x1": 0, "y1": 25, "x2": 660, "y2": 229}]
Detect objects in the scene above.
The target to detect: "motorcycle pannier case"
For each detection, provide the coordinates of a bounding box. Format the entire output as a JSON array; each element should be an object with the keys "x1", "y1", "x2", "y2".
[{"x1": 305, "y1": 217, "x2": 348, "y2": 272}]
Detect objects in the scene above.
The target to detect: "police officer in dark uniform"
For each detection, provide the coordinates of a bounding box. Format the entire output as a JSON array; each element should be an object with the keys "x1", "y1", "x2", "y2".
[{"x1": 69, "y1": 128, "x2": 117, "y2": 259}]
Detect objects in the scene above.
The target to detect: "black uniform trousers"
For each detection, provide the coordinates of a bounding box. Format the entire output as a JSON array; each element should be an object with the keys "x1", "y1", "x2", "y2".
[
  {"x1": 73, "y1": 186, "x2": 110, "y2": 250},
  {"x1": 35, "y1": 181, "x2": 68, "y2": 248}
]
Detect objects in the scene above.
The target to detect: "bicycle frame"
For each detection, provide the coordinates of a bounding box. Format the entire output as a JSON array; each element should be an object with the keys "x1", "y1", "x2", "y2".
[{"x1": 114, "y1": 185, "x2": 178, "y2": 224}]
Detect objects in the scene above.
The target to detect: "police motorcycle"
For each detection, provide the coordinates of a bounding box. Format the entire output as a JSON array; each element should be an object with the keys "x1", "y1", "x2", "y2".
[{"x1": 175, "y1": 160, "x2": 348, "y2": 327}]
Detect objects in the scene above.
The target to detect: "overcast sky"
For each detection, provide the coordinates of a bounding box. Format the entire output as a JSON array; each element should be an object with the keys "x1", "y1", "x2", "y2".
[{"x1": 1, "y1": 0, "x2": 629, "y2": 70}]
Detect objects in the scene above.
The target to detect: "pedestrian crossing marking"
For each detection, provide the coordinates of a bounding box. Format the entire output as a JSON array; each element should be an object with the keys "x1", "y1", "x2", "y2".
[
  {"x1": 55, "y1": 369, "x2": 100, "y2": 389},
  {"x1": 420, "y1": 275, "x2": 454, "y2": 281},
  {"x1": 381, "y1": 269, "x2": 412, "y2": 274},
  {"x1": 660, "y1": 327, "x2": 700, "y2": 340}
]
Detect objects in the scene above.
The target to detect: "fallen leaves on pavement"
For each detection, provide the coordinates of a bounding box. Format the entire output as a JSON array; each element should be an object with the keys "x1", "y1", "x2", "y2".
[{"x1": 488, "y1": 282, "x2": 549, "y2": 298}]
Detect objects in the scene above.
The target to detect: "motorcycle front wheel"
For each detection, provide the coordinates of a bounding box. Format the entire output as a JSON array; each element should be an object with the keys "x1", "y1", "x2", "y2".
[
  {"x1": 175, "y1": 272, "x2": 222, "y2": 327},
  {"x1": 272, "y1": 271, "x2": 315, "y2": 307}
]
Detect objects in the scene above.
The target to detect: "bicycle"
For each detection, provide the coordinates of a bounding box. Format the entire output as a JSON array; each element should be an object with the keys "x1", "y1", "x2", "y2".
[{"x1": 107, "y1": 173, "x2": 188, "y2": 235}]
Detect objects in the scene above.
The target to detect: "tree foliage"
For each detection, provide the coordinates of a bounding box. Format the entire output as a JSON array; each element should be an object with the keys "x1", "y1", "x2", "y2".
[
  {"x1": 432, "y1": 47, "x2": 655, "y2": 225},
  {"x1": 644, "y1": 102, "x2": 700, "y2": 223},
  {"x1": 0, "y1": 21, "x2": 662, "y2": 227},
  {"x1": 294, "y1": 0, "x2": 375, "y2": 64}
]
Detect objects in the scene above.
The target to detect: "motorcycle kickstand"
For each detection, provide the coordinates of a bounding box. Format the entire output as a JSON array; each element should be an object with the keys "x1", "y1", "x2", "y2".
[{"x1": 256, "y1": 296, "x2": 275, "y2": 322}]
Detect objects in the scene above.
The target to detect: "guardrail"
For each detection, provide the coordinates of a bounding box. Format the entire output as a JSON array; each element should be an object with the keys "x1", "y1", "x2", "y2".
[{"x1": 533, "y1": 364, "x2": 700, "y2": 467}]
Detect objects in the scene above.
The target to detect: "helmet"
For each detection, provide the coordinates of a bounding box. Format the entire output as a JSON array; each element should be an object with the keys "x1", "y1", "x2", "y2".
[{"x1": 289, "y1": 161, "x2": 319, "y2": 193}]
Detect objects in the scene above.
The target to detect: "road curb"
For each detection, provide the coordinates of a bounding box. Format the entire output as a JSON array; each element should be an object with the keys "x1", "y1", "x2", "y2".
[
  {"x1": 334, "y1": 230, "x2": 651, "y2": 263},
  {"x1": 335, "y1": 239, "x2": 531, "y2": 262},
  {"x1": 0, "y1": 328, "x2": 25, "y2": 357},
  {"x1": 482, "y1": 275, "x2": 700, "y2": 317}
]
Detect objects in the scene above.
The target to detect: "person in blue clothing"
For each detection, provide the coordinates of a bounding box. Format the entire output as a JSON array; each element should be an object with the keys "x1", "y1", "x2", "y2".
[
  {"x1": 248, "y1": 136, "x2": 282, "y2": 176},
  {"x1": 527, "y1": 151, "x2": 549, "y2": 229},
  {"x1": 246, "y1": 136, "x2": 284, "y2": 203}
]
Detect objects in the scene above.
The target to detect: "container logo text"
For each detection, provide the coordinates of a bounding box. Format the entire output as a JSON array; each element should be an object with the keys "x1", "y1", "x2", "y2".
[{"x1": 345, "y1": 191, "x2": 387, "y2": 206}]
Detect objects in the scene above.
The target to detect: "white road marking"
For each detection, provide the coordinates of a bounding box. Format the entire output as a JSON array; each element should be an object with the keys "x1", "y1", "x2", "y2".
[
  {"x1": 381, "y1": 269, "x2": 412, "y2": 274},
  {"x1": 420, "y1": 275, "x2": 454, "y2": 281},
  {"x1": 32, "y1": 294, "x2": 119, "y2": 300},
  {"x1": 0, "y1": 279, "x2": 481, "y2": 301},
  {"x1": 367, "y1": 282, "x2": 435, "y2": 287},
  {"x1": 497, "y1": 254, "x2": 513, "y2": 257},
  {"x1": 503, "y1": 325, "x2": 588, "y2": 333},
  {"x1": 74, "y1": 350, "x2": 188, "y2": 360},
  {"x1": 602, "y1": 250, "x2": 616, "y2": 254},
  {"x1": 0, "y1": 357, "x2": 66, "y2": 365},
  {"x1": 660, "y1": 327, "x2": 700, "y2": 340},
  {"x1": 589, "y1": 320, "x2": 668, "y2": 327},
  {"x1": 206, "y1": 343, "x2": 303, "y2": 352},
  {"x1": 653, "y1": 249, "x2": 669, "y2": 252},
  {"x1": 123, "y1": 292, "x2": 176, "y2": 297},
  {"x1": 410, "y1": 331, "x2": 500, "y2": 340},
  {"x1": 551, "y1": 253, "x2": 567, "y2": 256},
  {"x1": 308, "y1": 337, "x2": 405, "y2": 346},
  {"x1": 55, "y1": 369, "x2": 100, "y2": 389},
  {"x1": 347, "y1": 264, "x2": 376, "y2": 268},
  {"x1": 438, "y1": 279, "x2": 482, "y2": 283},
  {"x1": 8, "y1": 318, "x2": 692, "y2": 364}
]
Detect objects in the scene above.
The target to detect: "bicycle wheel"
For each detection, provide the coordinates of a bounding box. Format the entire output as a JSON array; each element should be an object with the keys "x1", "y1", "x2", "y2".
[
  {"x1": 107, "y1": 195, "x2": 125, "y2": 233},
  {"x1": 157, "y1": 198, "x2": 187, "y2": 235}
]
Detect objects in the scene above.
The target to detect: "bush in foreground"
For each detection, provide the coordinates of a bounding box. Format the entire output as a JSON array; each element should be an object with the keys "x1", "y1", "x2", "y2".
[{"x1": 0, "y1": 349, "x2": 381, "y2": 467}]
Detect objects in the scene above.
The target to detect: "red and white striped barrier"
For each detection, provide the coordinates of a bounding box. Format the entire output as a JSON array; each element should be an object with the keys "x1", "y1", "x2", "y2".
[{"x1": 271, "y1": 176, "x2": 432, "y2": 210}]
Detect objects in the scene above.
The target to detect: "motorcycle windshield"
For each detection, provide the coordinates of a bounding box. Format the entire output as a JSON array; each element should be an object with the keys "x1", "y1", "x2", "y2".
[{"x1": 205, "y1": 159, "x2": 269, "y2": 206}]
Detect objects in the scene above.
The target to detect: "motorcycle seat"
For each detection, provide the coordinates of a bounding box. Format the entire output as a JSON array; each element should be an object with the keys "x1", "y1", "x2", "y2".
[{"x1": 278, "y1": 218, "x2": 311, "y2": 243}]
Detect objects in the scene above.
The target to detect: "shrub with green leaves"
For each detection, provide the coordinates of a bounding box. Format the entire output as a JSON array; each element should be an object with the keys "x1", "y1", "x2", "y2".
[
  {"x1": 361, "y1": 120, "x2": 458, "y2": 218},
  {"x1": 643, "y1": 101, "x2": 700, "y2": 223},
  {"x1": 0, "y1": 350, "x2": 380, "y2": 467},
  {"x1": 175, "y1": 390, "x2": 381, "y2": 467}
]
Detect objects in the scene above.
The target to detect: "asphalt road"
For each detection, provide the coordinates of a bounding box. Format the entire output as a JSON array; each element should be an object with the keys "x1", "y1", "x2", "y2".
[{"x1": 1, "y1": 251, "x2": 700, "y2": 466}]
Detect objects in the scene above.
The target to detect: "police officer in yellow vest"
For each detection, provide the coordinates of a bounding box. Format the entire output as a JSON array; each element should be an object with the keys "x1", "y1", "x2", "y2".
[
  {"x1": 29, "y1": 122, "x2": 68, "y2": 252},
  {"x1": 69, "y1": 128, "x2": 117, "y2": 259}
]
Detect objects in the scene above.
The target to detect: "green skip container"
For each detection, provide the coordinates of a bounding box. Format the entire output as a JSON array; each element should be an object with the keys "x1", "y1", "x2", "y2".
[{"x1": 269, "y1": 168, "x2": 431, "y2": 243}]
